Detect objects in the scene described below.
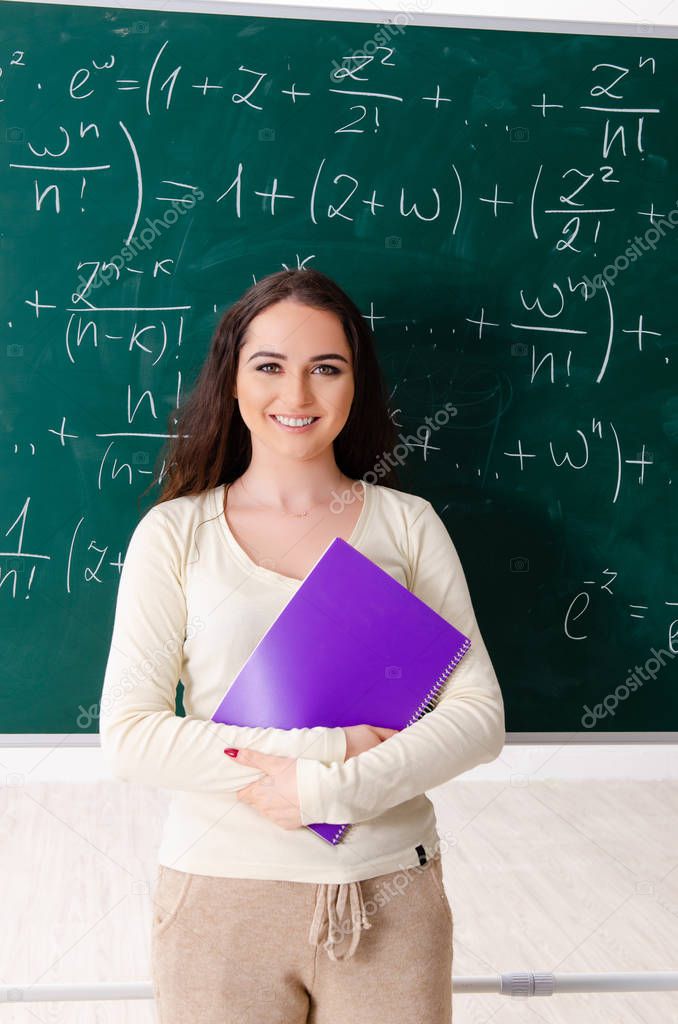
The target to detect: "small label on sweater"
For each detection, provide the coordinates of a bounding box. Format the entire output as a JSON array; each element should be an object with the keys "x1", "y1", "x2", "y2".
[{"x1": 415, "y1": 844, "x2": 427, "y2": 865}]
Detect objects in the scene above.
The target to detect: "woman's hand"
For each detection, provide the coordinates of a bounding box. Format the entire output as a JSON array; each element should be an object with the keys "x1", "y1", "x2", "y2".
[
  {"x1": 343, "y1": 724, "x2": 400, "y2": 761},
  {"x1": 228, "y1": 725, "x2": 401, "y2": 830},
  {"x1": 233, "y1": 749, "x2": 302, "y2": 829}
]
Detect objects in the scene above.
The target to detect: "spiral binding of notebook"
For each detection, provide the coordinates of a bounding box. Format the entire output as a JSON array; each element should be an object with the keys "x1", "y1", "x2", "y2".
[
  {"x1": 325, "y1": 637, "x2": 473, "y2": 847},
  {"x1": 328, "y1": 824, "x2": 350, "y2": 845},
  {"x1": 406, "y1": 637, "x2": 472, "y2": 726}
]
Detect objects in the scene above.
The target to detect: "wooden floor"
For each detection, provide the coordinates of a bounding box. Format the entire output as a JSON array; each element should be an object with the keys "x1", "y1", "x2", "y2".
[{"x1": 1, "y1": 776, "x2": 677, "y2": 1023}]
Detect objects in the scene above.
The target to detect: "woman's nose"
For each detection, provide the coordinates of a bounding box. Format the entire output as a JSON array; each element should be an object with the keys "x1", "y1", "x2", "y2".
[{"x1": 280, "y1": 370, "x2": 314, "y2": 403}]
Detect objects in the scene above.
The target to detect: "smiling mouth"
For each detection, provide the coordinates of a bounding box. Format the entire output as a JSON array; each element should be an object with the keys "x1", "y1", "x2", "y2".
[
  {"x1": 269, "y1": 415, "x2": 320, "y2": 430},
  {"x1": 270, "y1": 414, "x2": 320, "y2": 420}
]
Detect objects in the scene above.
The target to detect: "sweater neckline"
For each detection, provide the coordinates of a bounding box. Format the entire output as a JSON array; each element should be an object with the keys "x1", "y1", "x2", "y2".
[{"x1": 210, "y1": 478, "x2": 373, "y2": 588}]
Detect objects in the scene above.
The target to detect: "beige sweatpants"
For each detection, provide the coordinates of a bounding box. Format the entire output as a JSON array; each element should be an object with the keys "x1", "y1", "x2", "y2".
[{"x1": 151, "y1": 852, "x2": 454, "y2": 1023}]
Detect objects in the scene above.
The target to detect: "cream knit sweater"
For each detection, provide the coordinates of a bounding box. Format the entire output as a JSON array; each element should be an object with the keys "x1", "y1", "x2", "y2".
[{"x1": 99, "y1": 480, "x2": 505, "y2": 882}]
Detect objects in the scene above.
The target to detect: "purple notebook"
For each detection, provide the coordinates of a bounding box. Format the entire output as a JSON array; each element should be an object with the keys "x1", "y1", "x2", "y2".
[{"x1": 211, "y1": 536, "x2": 471, "y2": 846}]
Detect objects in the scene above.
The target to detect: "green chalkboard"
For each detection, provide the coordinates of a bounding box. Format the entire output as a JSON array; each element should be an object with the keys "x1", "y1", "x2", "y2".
[{"x1": 1, "y1": 0, "x2": 677, "y2": 740}]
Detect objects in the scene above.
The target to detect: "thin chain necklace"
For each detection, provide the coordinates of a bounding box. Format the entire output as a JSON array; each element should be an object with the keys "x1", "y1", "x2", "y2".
[{"x1": 234, "y1": 473, "x2": 345, "y2": 519}]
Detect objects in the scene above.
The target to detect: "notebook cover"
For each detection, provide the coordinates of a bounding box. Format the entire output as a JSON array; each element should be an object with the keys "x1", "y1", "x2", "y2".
[{"x1": 211, "y1": 537, "x2": 471, "y2": 846}]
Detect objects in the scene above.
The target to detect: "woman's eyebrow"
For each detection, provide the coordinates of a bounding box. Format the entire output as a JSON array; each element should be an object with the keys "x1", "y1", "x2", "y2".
[{"x1": 246, "y1": 350, "x2": 350, "y2": 364}]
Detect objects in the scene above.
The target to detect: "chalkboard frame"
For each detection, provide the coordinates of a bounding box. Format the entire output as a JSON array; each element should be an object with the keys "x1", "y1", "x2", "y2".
[
  {"x1": 7, "y1": 0, "x2": 678, "y2": 39},
  {"x1": 3, "y1": 0, "x2": 677, "y2": 747}
]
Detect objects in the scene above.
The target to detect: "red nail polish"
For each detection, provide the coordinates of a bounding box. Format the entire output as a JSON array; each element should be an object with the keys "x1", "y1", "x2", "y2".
[{"x1": 224, "y1": 748, "x2": 239, "y2": 758}]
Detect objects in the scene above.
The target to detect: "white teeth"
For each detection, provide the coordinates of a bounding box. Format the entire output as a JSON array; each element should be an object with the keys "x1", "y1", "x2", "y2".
[{"x1": 274, "y1": 415, "x2": 316, "y2": 426}]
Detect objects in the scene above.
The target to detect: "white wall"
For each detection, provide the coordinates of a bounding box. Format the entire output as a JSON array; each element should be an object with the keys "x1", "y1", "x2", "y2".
[
  {"x1": 1, "y1": 743, "x2": 677, "y2": 781},
  {"x1": 8, "y1": 0, "x2": 678, "y2": 30},
  {"x1": 244, "y1": 0, "x2": 678, "y2": 29}
]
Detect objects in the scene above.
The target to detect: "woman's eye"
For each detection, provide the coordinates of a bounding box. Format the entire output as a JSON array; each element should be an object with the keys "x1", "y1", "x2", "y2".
[{"x1": 256, "y1": 363, "x2": 340, "y2": 375}]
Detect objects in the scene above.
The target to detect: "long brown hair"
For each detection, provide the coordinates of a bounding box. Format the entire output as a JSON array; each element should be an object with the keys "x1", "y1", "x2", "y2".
[{"x1": 141, "y1": 268, "x2": 402, "y2": 509}]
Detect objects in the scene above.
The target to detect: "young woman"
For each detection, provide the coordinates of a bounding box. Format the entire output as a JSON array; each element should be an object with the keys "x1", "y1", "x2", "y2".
[{"x1": 100, "y1": 268, "x2": 505, "y2": 1023}]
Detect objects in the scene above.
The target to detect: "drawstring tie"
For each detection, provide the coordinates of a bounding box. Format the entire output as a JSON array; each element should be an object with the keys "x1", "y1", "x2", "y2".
[{"x1": 308, "y1": 881, "x2": 372, "y2": 961}]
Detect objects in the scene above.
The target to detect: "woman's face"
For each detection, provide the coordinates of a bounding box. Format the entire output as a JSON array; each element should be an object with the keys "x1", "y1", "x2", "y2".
[{"x1": 233, "y1": 298, "x2": 355, "y2": 459}]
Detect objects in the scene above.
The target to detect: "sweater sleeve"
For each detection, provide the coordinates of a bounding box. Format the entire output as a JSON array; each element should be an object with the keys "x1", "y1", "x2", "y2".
[
  {"x1": 295, "y1": 500, "x2": 505, "y2": 825},
  {"x1": 99, "y1": 505, "x2": 347, "y2": 794}
]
